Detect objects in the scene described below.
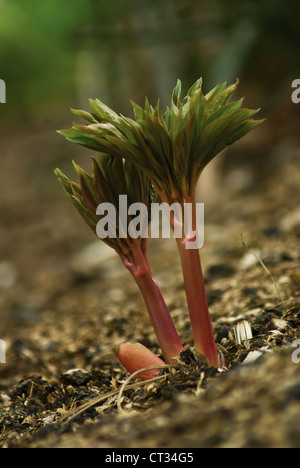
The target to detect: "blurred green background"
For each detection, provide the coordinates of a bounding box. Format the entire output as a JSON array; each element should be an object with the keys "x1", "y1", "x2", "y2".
[
  {"x1": 1, "y1": 0, "x2": 300, "y2": 119},
  {"x1": 0, "y1": 0, "x2": 300, "y2": 271}
]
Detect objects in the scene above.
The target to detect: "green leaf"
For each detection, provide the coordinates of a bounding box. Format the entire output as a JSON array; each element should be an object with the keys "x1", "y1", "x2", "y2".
[
  {"x1": 172, "y1": 79, "x2": 182, "y2": 107},
  {"x1": 71, "y1": 108, "x2": 98, "y2": 124},
  {"x1": 130, "y1": 100, "x2": 145, "y2": 121},
  {"x1": 186, "y1": 77, "x2": 203, "y2": 98},
  {"x1": 89, "y1": 98, "x2": 119, "y2": 123},
  {"x1": 58, "y1": 77, "x2": 264, "y2": 203}
]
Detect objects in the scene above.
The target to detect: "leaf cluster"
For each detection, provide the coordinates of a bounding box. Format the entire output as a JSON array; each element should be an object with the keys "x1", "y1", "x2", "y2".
[
  {"x1": 58, "y1": 78, "x2": 264, "y2": 202},
  {"x1": 55, "y1": 154, "x2": 152, "y2": 256}
]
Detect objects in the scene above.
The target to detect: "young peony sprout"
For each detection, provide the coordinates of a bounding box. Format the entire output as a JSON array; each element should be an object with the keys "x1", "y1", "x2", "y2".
[
  {"x1": 116, "y1": 342, "x2": 165, "y2": 381},
  {"x1": 59, "y1": 78, "x2": 264, "y2": 368},
  {"x1": 55, "y1": 155, "x2": 183, "y2": 365}
]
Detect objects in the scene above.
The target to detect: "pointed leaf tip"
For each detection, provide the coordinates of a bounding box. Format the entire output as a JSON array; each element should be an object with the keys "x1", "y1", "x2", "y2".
[{"x1": 172, "y1": 79, "x2": 182, "y2": 107}]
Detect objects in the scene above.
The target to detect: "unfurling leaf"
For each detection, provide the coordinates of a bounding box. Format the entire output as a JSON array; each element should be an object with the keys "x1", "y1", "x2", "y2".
[{"x1": 59, "y1": 78, "x2": 264, "y2": 203}]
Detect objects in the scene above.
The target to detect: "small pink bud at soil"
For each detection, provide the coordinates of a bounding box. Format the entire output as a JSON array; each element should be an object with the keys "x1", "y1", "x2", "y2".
[{"x1": 116, "y1": 342, "x2": 165, "y2": 381}]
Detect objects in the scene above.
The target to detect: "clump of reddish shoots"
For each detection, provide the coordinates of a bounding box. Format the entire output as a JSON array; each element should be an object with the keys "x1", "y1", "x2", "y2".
[
  {"x1": 58, "y1": 77, "x2": 264, "y2": 372},
  {"x1": 55, "y1": 156, "x2": 183, "y2": 368}
]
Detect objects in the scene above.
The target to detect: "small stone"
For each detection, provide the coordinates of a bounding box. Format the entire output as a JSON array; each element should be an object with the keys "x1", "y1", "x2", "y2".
[
  {"x1": 71, "y1": 242, "x2": 116, "y2": 273},
  {"x1": 270, "y1": 318, "x2": 288, "y2": 332},
  {"x1": 0, "y1": 261, "x2": 17, "y2": 289},
  {"x1": 0, "y1": 392, "x2": 11, "y2": 406},
  {"x1": 240, "y1": 251, "x2": 260, "y2": 269},
  {"x1": 281, "y1": 208, "x2": 300, "y2": 231}
]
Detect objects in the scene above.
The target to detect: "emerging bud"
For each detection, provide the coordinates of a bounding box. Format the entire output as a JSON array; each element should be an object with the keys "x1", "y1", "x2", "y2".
[{"x1": 116, "y1": 342, "x2": 165, "y2": 381}]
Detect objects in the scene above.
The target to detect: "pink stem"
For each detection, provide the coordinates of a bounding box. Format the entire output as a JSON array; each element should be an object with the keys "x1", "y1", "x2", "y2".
[
  {"x1": 121, "y1": 242, "x2": 183, "y2": 364},
  {"x1": 176, "y1": 237, "x2": 219, "y2": 367},
  {"x1": 160, "y1": 189, "x2": 219, "y2": 367}
]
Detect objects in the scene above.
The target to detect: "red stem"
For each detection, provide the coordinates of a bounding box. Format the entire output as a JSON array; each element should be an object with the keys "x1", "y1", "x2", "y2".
[
  {"x1": 121, "y1": 241, "x2": 183, "y2": 364},
  {"x1": 160, "y1": 189, "x2": 219, "y2": 367},
  {"x1": 176, "y1": 237, "x2": 219, "y2": 367}
]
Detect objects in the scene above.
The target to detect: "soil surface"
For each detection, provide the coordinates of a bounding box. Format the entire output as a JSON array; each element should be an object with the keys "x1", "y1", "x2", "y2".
[{"x1": 0, "y1": 124, "x2": 300, "y2": 448}]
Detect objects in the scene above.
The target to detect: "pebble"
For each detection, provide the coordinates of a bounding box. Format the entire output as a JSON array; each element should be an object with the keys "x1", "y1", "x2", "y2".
[
  {"x1": 240, "y1": 251, "x2": 260, "y2": 269},
  {"x1": 71, "y1": 242, "x2": 116, "y2": 273},
  {"x1": 0, "y1": 392, "x2": 11, "y2": 406},
  {"x1": 278, "y1": 276, "x2": 290, "y2": 284},
  {"x1": 0, "y1": 261, "x2": 17, "y2": 289},
  {"x1": 280, "y1": 207, "x2": 300, "y2": 231},
  {"x1": 270, "y1": 318, "x2": 288, "y2": 332}
]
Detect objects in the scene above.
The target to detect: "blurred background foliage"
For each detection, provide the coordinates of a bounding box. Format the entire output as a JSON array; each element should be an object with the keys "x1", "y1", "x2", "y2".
[
  {"x1": 0, "y1": 0, "x2": 300, "y2": 236},
  {"x1": 1, "y1": 0, "x2": 300, "y2": 120}
]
